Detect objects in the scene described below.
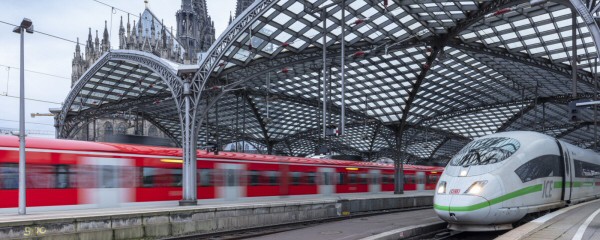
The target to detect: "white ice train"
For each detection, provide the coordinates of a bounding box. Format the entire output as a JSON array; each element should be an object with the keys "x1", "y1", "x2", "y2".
[{"x1": 434, "y1": 131, "x2": 600, "y2": 231}]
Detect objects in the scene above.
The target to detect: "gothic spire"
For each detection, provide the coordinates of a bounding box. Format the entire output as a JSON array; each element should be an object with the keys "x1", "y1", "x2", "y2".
[
  {"x1": 127, "y1": 14, "x2": 131, "y2": 38},
  {"x1": 235, "y1": 0, "x2": 253, "y2": 17}
]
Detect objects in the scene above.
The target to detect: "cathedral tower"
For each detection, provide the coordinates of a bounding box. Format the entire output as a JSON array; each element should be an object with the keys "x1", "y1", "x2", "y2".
[
  {"x1": 235, "y1": 0, "x2": 254, "y2": 17},
  {"x1": 176, "y1": 0, "x2": 216, "y2": 63}
]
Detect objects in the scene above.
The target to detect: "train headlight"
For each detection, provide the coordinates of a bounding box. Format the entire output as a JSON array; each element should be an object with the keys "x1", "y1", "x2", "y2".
[
  {"x1": 437, "y1": 181, "x2": 446, "y2": 194},
  {"x1": 464, "y1": 181, "x2": 488, "y2": 195}
]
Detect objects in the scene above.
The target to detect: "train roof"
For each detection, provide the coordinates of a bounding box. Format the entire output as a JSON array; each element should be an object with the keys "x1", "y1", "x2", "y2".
[{"x1": 0, "y1": 136, "x2": 443, "y2": 171}]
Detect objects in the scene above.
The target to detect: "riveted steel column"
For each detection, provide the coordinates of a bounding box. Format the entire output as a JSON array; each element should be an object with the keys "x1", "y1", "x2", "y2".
[
  {"x1": 180, "y1": 76, "x2": 197, "y2": 206},
  {"x1": 572, "y1": 8, "x2": 578, "y2": 99},
  {"x1": 340, "y1": 0, "x2": 346, "y2": 135},
  {"x1": 322, "y1": 10, "x2": 328, "y2": 138}
]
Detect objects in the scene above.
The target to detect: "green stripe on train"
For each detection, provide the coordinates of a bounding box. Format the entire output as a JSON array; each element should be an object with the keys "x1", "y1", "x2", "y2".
[
  {"x1": 435, "y1": 181, "x2": 599, "y2": 212},
  {"x1": 434, "y1": 184, "x2": 542, "y2": 212}
]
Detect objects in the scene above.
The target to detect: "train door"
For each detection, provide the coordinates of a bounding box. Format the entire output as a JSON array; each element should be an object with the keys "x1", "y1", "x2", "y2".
[
  {"x1": 80, "y1": 157, "x2": 135, "y2": 208},
  {"x1": 416, "y1": 171, "x2": 426, "y2": 191},
  {"x1": 369, "y1": 169, "x2": 381, "y2": 193},
  {"x1": 318, "y1": 167, "x2": 334, "y2": 195},
  {"x1": 564, "y1": 149, "x2": 573, "y2": 202},
  {"x1": 217, "y1": 163, "x2": 244, "y2": 200}
]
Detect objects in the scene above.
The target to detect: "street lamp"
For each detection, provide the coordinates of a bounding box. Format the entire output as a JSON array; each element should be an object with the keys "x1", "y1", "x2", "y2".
[{"x1": 12, "y1": 18, "x2": 33, "y2": 215}]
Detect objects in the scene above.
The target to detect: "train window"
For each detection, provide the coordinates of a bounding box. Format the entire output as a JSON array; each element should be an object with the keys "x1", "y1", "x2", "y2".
[
  {"x1": 55, "y1": 165, "x2": 70, "y2": 189},
  {"x1": 450, "y1": 137, "x2": 520, "y2": 167},
  {"x1": 359, "y1": 174, "x2": 368, "y2": 184},
  {"x1": 0, "y1": 163, "x2": 18, "y2": 189},
  {"x1": 349, "y1": 173, "x2": 357, "y2": 184},
  {"x1": 248, "y1": 170, "x2": 260, "y2": 186},
  {"x1": 382, "y1": 174, "x2": 394, "y2": 184},
  {"x1": 306, "y1": 172, "x2": 316, "y2": 185},
  {"x1": 514, "y1": 155, "x2": 561, "y2": 183},
  {"x1": 404, "y1": 175, "x2": 416, "y2": 184},
  {"x1": 24, "y1": 165, "x2": 54, "y2": 189},
  {"x1": 290, "y1": 172, "x2": 302, "y2": 185},
  {"x1": 427, "y1": 174, "x2": 439, "y2": 184},
  {"x1": 198, "y1": 169, "x2": 213, "y2": 186},
  {"x1": 142, "y1": 168, "x2": 182, "y2": 187},
  {"x1": 574, "y1": 160, "x2": 600, "y2": 178},
  {"x1": 266, "y1": 171, "x2": 280, "y2": 185},
  {"x1": 338, "y1": 173, "x2": 347, "y2": 185}
]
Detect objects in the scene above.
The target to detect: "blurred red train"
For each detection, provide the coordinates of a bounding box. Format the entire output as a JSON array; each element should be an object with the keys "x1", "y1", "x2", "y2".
[{"x1": 0, "y1": 136, "x2": 443, "y2": 209}]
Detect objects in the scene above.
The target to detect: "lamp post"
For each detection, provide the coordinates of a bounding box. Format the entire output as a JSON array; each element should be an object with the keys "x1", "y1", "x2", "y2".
[{"x1": 12, "y1": 18, "x2": 34, "y2": 215}]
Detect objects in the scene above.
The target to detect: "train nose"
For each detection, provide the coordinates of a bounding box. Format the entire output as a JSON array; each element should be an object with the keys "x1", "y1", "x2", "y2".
[{"x1": 435, "y1": 194, "x2": 491, "y2": 224}]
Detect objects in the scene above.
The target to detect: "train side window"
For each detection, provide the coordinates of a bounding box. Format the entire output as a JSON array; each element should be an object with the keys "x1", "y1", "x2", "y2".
[
  {"x1": 248, "y1": 170, "x2": 260, "y2": 186},
  {"x1": 142, "y1": 168, "x2": 155, "y2": 187},
  {"x1": 359, "y1": 174, "x2": 368, "y2": 184},
  {"x1": 349, "y1": 173, "x2": 357, "y2": 184},
  {"x1": 306, "y1": 172, "x2": 316, "y2": 185},
  {"x1": 574, "y1": 160, "x2": 600, "y2": 178},
  {"x1": 264, "y1": 171, "x2": 279, "y2": 185},
  {"x1": 198, "y1": 169, "x2": 213, "y2": 186},
  {"x1": 0, "y1": 163, "x2": 18, "y2": 189},
  {"x1": 25, "y1": 165, "x2": 54, "y2": 189},
  {"x1": 142, "y1": 167, "x2": 181, "y2": 187},
  {"x1": 404, "y1": 175, "x2": 415, "y2": 184},
  {"x1": 55, "y1": 165, "x2": 70, "y2": 189},
  {"x1": 338, "y1": 173, "x2": 346, "y2": 185},
  {"x1": 172, "y1": 169, "x2": 182, "y2": 187},
  {"x1": 382, "y1": 174, "x2": 394, "y2": 184},
  {"x1": 291, "y1": 172, "x2": 302, "y2": 185},
  {"x1": 426, "y1": 175, "x2": 439, "y2": 184},
  {"x1": 514, "y1": 155, "x2": 561, "y2": 183}
]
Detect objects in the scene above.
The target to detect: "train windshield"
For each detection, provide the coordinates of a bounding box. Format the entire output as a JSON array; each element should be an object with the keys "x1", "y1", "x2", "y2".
[{"x1": 449, "y1": 137, "x2": 520, "y2": 167}]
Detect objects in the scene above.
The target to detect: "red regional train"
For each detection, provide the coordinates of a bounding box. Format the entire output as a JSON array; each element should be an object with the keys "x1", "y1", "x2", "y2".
[{"x1": 0, "y1": 136, "x2": 443, "y2": 210}]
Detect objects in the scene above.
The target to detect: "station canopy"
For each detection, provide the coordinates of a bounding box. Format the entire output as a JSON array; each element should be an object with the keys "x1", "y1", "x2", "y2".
[{"x1": 59, "y1": 0, "x2": 600, "y2": 165}]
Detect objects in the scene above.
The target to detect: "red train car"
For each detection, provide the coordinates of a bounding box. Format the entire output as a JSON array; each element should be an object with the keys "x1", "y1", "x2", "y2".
[{"x1": 0, "y1": 136, "x2": 443, "y2": 210}]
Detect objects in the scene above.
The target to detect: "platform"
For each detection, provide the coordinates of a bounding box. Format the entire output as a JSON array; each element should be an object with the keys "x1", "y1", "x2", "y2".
[
  {"x1": 248, "y1": 208, "x2": 442, "y2": 240},
  {"x1": 0, "y1": 191, "x2": 434, "y2": 240},
  {"x1": 497, "y1": 198, "x2": 600, "y2": 240}
]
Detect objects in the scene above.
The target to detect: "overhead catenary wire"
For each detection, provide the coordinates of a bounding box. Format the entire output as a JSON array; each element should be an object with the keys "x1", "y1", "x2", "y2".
[
  {"x1": 91, "y1": 0, "x2": 137, "y2": 17},
  {"x1": 0, "y1": 64, "x2": 70, "y2": 80},
  {"x1": 1, "y1": 94, "x2": 62, "y2": 105},
  {"x1": 0, "y1": 20, "x2": 85, "y2": 46},
  {"x1": 0, "y1": 118, "x2": 54, "y2": 126}
]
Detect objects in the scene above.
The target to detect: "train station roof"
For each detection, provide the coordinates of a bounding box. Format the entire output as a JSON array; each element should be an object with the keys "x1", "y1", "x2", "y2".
[{"x1": 59, "y1": 0, "x2": 600, "y2": 164}]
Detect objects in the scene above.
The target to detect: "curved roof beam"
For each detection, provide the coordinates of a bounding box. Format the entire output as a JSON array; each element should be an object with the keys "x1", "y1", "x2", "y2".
[
  {"x1": 419, "y1": 93, "x2": 599, "y2": 126},
  {"x1": 57, "y1": 50, "x2": 185, "y2": 140},
  {"x1": 448, "y1": 40, "x2": 596, "y2": 88},
  {"x1": 61, "y1": 94, "x2": 172, "y2": 139}
]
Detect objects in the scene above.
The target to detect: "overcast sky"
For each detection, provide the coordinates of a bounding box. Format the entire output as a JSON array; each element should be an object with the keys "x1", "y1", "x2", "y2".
[{"x1": 0, "y1": 0, "x2": 237, "y2": 137}]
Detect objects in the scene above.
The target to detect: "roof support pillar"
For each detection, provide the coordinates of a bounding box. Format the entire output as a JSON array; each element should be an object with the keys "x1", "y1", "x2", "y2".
[
  {"x1": 180, "y1": 76, "x2": 198, "y2": 206},
  {"x1": 322, "y1": 9, "x2": 328, "y2": 138},
  {"x1": 393, "y1": 127, "x2": 405, "y2": 194}
]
